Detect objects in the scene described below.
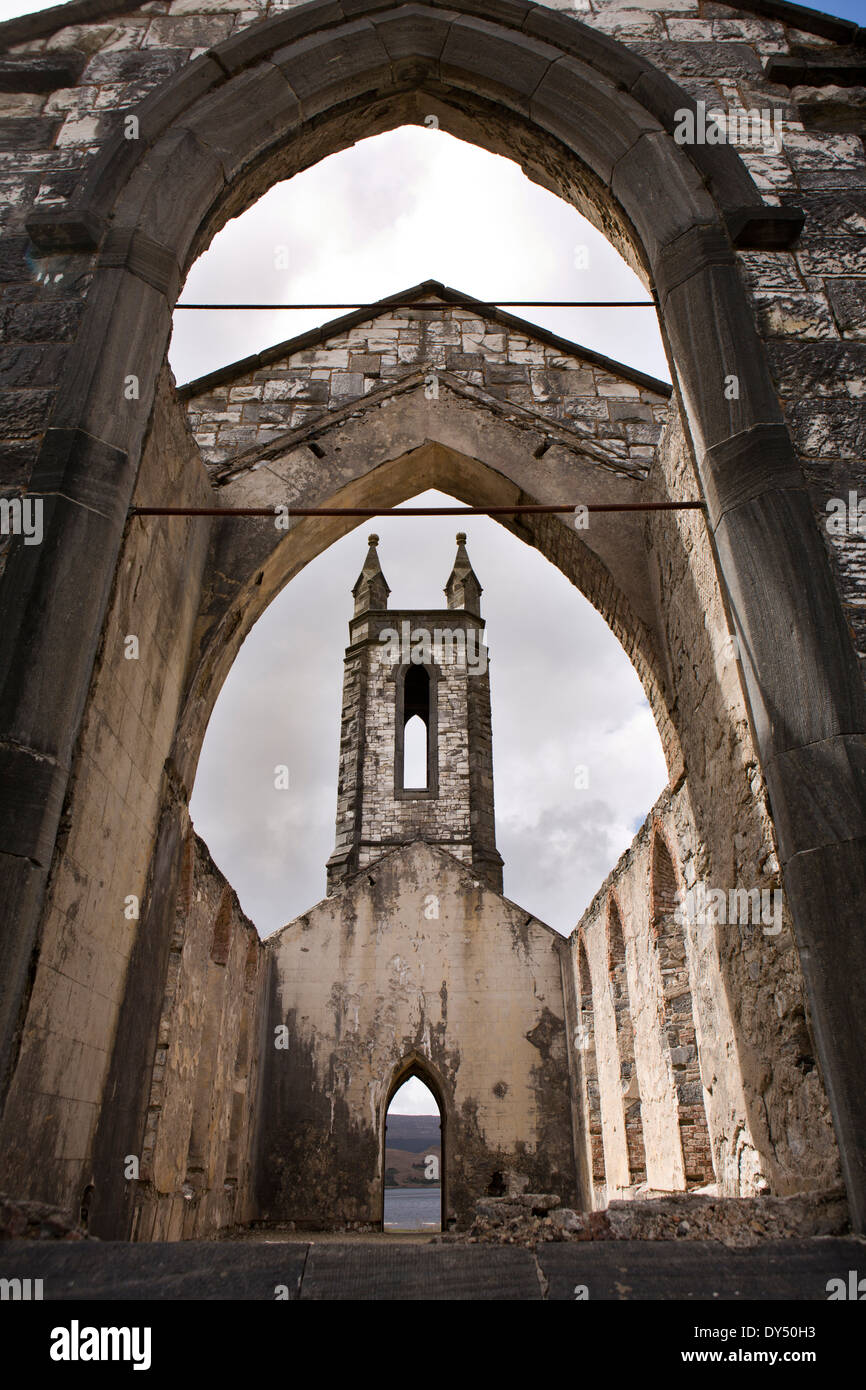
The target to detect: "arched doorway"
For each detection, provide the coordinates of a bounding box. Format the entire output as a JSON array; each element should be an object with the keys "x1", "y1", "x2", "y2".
[
  {"x1": 382, "y1": 1056, "x2": 449, "y2": 1234},
  {"x1": 383, "y1": 1071, "x2": 442, "y2": 1234}
]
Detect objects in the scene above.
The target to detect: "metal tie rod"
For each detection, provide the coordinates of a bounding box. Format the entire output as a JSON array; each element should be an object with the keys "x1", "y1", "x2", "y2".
[
  {"x1": 130, "y1": 502, "x2": 703, "y2": 517},
  {"x1": 174, "y1": 300, "x2": 656, "y2": 310}
]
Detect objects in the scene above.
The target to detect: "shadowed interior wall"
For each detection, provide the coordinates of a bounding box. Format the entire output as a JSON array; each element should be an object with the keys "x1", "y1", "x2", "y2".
[{"x1": 133, "y1": 829, "x2": 266, "y2": 1242}]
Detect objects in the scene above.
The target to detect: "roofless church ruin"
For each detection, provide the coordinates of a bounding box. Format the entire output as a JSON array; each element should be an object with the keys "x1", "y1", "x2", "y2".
[{"x1": 0, "y1": 0, "x2": 865, "y2": 1268}]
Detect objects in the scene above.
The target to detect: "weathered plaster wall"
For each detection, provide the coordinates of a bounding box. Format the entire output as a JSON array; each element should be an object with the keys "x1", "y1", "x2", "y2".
[
  {"x1": 133, "y1": 828, "x2": 266, "y2": 1241},
  {"x1": 260, "y1": 841, "x2": 575, "y2": 1228},
  {"x1": 0, "y1": 368, "x2": 214, "y2": 1214}
]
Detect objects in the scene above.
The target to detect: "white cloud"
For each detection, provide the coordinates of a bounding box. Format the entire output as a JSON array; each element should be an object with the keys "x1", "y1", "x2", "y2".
[
  {"x1": 387, "y1": 1077, "x2": 439, "y2": 1117},
  {"x1": 171, "y1": 128, "x2": 668, "y2": 386}
]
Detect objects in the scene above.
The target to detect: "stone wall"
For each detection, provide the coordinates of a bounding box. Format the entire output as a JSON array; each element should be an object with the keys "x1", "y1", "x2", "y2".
[
  {"x1": 0, "y1": 368, "x2": 214, "y2": 1218},
  {"x1": 181, "y1": 291, "x2": 669, "y2": 478},
  {"x1": 567, "y1": 782, "x2": 840, "y2": 1206},
  {"x1": 133, "y1": 828, "x2": 266, "y2": 1241},
  {"x1": 639, "y1": 407, "x2": 840, "y2": 1199},
  {"x1": 561, "y1": 389, "x2": 843, "y2": 1205},
  {"x1": 260, "y1": 841, "x2": 575, "y2": 1228}
]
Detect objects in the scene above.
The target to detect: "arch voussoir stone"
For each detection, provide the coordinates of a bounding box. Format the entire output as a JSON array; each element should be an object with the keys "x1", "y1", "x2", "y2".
[
  {"x1": 372, "y1": 2, "x2": 454, "y2": 69},
  {"x1": 23, "y1": 0, "x2": 785, "y2": 258},
  {"x1": 438, "y1": 14, "x2": 558, "y2": 111},
  {"x1": 612, "y1": 134, "x2": 720, "y2": 267},
  {"x1": 272, "y1": 18, "x2": 394, "y2": 116},
  {"x1": 530, "y1": 57, "x2": 661, "y2": 186},
  {"x1": 175, "y1": 62, "x2": 303, "y2": 184},
  {"x1": 112, "y1": 129, "x2": 227, "y2": 266}
]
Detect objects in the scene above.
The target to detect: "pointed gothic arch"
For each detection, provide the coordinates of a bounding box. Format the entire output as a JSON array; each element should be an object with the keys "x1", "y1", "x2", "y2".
[
  {"x1": 393, "y1": 659, "x2": 441, "y2": 799},
  {"x1": 382, "y1": 1051, "x2": 449, "y2": 1230}
]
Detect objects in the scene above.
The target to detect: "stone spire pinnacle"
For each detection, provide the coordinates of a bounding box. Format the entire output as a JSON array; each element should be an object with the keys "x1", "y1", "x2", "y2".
[
  {"x1": 352, "y1": 533, "x2": 390, "y2": 616},
  {"x1": 444, "y1": 531, "x2": 482, "y2": 617}
]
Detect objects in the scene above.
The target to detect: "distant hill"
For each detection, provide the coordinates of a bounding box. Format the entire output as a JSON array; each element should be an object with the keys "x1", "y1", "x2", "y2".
[
  {"x1": 386, "y1": 1114, "x2": 440, "y2": 1152},
  {"x1": 385, "y1": 1113, "x2": 441, "y2": 1187}
]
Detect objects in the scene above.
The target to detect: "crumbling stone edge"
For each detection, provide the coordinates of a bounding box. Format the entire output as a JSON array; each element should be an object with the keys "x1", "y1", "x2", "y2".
[
  {"x1": 433, "y1": 1190, "x2": 854, "y2": 1251},
  {"x1": 0, "y1": 1192, "x2": 93, "y2": 1242}
]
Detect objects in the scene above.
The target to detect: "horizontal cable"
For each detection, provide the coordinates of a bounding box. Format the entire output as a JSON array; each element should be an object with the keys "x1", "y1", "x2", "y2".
[
  {"x1": 130, "y1": 502, "x2": 703, "y2": 518},
  {"x1": 174, "y1": 300, "x2": 656, "y2": 311}
]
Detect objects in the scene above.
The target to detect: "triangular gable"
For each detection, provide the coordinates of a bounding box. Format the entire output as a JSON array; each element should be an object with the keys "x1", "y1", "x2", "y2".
[
  {"x1": 267, "y1": 838, "x2": 564, "y2": 947},
  {"x1": 180, "y1": 281, "x2": 671, "y2": 478},
  {"x1": 205, "y1": 368, "x2": 652, "y2": 486},
  {"x1": 178, "y1": 280, "x2": 671, "y2": 400}
]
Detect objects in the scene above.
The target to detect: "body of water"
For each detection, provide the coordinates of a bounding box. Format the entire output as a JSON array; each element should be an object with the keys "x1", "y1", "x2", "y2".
[{"x1": 383, "y1": 1187, "x2": 442, "y2": 1231}]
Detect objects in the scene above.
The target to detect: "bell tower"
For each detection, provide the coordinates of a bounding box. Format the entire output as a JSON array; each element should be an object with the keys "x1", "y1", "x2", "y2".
[{"x1": 326, "y1": 533, "x2": 503, "y2": 894}]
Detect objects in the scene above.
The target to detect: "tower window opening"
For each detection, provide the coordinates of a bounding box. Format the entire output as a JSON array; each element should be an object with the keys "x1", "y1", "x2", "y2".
[{"x1": 402, "y1": 665, "x2": 430, "y2": 790}]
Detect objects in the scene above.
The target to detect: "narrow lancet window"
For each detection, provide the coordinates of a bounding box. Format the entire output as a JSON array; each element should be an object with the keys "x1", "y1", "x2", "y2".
[{"x1": 402, "y1": 665, "x2": 430, "y2": 789}]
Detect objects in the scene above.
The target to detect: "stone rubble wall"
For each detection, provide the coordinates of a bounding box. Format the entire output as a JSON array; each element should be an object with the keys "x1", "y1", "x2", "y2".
[
  {"x1": 330, "y1": 607, "x2": 500, "y2": 891},
  {"x1": 643, "y1": 406, "x2": 840, "y2": 1199},
  {"x1": 568, "y1": 778, "x2": 841, "y2": 1206},
  {"x1": 182, "y1": 302, "x2": 669, "y2": 477}
]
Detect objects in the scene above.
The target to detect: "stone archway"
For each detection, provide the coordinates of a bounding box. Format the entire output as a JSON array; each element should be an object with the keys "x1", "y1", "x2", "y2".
[
  {"x1": 173, "y1": 370, "x2": 681, "y2": 781},
  {"x1": 0, "y1": 0, "x2": 864, "y2": 1236},
  {"x1": 382, "y1": 1053, "x2": 449, "y2": 1231}
]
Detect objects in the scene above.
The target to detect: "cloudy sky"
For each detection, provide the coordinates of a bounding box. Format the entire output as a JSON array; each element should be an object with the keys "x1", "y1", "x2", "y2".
[{"x1": 172, "y1": 125, "x2": 667, "y2": 383}]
